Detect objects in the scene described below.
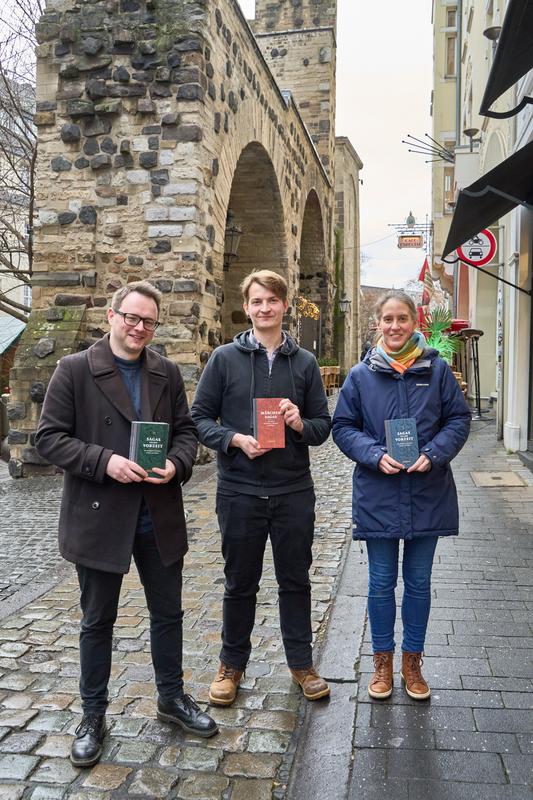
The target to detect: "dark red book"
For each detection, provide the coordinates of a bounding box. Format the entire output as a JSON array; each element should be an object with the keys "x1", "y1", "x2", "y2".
[{"x1": 253, "y1": 398, "x2": 285, "y2": 448}]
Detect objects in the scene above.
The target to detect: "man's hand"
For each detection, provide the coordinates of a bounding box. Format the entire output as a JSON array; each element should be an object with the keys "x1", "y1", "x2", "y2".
[
  {"x1": 279, "y1": 399, "x2": 304, "y2": 433},
  {"x1": 378, "y1": 453, "x2": 405, "y2": 474},
  {"x1": 106, "y1": 454, "x2": 147, "y2": 483},
  {"x1": 230, "y1": 433, "x2": 272, "y2": 460},
  {"x1": 406, "y1": 454, "x2": 432, "y2": 473},
  {"x1": 144, "y1": 459, "x2": 177, "y2": 484}
]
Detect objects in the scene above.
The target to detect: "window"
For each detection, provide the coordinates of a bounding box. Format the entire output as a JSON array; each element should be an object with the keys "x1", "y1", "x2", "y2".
[
  {"x1": 446, "y1": 34, "x2": 457, "y2": 77},
  {"x1": 443, "y1": 166, "x2": 455, "y2": 214},
  {"x1": 447, "y1": 8, "x2": 457, "y2": 27},
  {"x1": 23, "y1": 284, "x2": 32, "y2": 308}
]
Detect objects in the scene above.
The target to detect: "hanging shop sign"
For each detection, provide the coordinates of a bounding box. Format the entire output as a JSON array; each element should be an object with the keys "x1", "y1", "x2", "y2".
[
  {"x1": 398, "y1": 235, "x2": 424, "y2": 249},
  {"x1": 456, "y1": 228, "x2": 497, "y2": 267}
]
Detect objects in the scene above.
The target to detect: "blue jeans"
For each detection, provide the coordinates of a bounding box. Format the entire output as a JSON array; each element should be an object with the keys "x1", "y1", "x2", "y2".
[
  {"x1": 365, "y1": 536, "x2": 438, "y2": 653},
  {"x1": 76, "y1": 529, "x2": 184, "y2": 714}
]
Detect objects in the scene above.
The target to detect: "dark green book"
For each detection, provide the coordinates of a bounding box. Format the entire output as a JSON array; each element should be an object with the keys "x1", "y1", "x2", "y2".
[{"x1": 129, "y1": 421, "x2": 170, "y2": 477}]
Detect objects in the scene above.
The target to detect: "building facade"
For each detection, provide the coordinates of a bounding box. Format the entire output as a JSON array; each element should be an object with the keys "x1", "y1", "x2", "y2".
[{"x1": 432, "y1": 0, "x2": 533, "y2": 460}]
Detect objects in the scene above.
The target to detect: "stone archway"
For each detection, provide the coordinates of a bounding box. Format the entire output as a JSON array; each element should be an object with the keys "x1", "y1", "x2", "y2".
[
  {"x1": 299, "y1": 190, "x2": 327, "y2": 356},
  {"x1": 222, "y1": 142, "x2": 288, "y2": 343}
]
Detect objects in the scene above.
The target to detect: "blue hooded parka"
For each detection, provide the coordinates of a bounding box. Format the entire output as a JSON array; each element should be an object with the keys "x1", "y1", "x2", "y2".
[{"x1": 332, "y1": 348, "x2": 471, "y2": 540}]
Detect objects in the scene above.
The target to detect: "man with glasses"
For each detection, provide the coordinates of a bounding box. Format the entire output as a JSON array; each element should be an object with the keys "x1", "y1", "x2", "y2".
[{"x1": 36, "y1": 281, "x2": 217, "y2": 767}]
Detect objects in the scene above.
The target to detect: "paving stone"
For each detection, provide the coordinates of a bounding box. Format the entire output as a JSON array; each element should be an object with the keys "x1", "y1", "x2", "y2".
[
  {"x1": 204, "y1": 728, "x2": 248, "y2": 752},
  {"x1": 501, "y1": 754, "x2": 533, "y2": 785},
  {"x1": 30, "y1": 758, "x2": 78, "y2": 784},
  {"x1": 176, "y1": 745, "x2": 220, "y2": 770},
  {"x1": 354, "y1": 727, "x2": 435, "y2": 750},
  {"x1": 0, "y1": 753, "x2": 39, "y2": 780},
  {"x1": 246, "y1": 711, "x2": 296, "y2": 731},
  {"x1": 176, "y1": 773, "x2": 229, "y2": 799},
  {"x1": 26, "y1": 712, "x2": 70, "y2": 732},
  {"x1": 387, "y1": 749, "x2": 506, "y2": 783},
  {"x1": 30, "y1": 787, "x2": 66, "y2": 799},
  {"x1": 247, "y1": 730, "x2": 291, "y2": 753},
  {"x1": 230, "y1": 778, "x2": 273, "y2": 800},
  {"x1": 0, "y1": 731, "x2": 44, "y2": 753},
  {"x1": 474, "y1": 709, "x2": 533, "y2": 733},
  {"x1": 107, "y1": 717, "x2": 146, "y2": 737},
  {"x1": 222, "y1": 752, "x2": 282, "y2": 778},
  {"x1": 435, "y1": 730, "x2": 520, "y2": 753},
  {"x1": 126, "y1": 767, "x2": 177, "y2": 796},
  {"x1": 82, "y1": 764, "x2": 131, "y2": 790},
  {"x1": 348, "y1": 778, "x2": 409, "y2": 800},
  {"x1": 0, "y1": 709, "x2": 38, "y2": 728},
  {"x1": 0, "y1": 786, "x2": 25, "y2": 800},
  {"x1": 34, "y1": 734, "x2": 72, "y2": 758},
  {"x1": 408, "y1": 782, "x2": 533, "y2": 799},
  {"x1": 113, "y1": 739, "x2": 157, "y2": 763}
]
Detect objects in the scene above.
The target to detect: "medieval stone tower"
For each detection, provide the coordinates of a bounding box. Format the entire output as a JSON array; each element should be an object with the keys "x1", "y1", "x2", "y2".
[{"x1": 252, "y1": 1, "x2": 337, "y2": 178}]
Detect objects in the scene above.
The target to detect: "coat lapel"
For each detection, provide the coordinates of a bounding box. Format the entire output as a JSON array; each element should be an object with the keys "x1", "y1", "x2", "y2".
[{"x1": 87, "y1": 335, "x2": 137, "y2": 422}]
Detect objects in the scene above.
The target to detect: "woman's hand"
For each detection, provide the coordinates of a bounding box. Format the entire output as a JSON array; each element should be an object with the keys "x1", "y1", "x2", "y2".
[
  {"x1": 407, "y1": 454, "x2": 432, "y2": 473},
  {"x1": 378, "y1": 453, "x2": 405, "y2": 474}
]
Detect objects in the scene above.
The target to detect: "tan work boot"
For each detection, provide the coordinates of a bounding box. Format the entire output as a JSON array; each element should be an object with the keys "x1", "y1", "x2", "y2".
[
  {"x1": 290, "y1": 667, "x2": 330, "y2": 700},
  {"x1": 208, "y1": 662, "x2": 243, "y2": 706},
  {"x1": 368, "y1": 651, "x2": 394, "y2": 699},
  {"x1": 401, "y1": 651, "x2": 430, "y2": 700}
]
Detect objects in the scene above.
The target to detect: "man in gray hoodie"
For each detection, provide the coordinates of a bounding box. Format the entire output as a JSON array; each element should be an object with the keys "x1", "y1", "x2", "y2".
[{"x1": 191, "y1": 270, "x2": 331, "y2": 706}]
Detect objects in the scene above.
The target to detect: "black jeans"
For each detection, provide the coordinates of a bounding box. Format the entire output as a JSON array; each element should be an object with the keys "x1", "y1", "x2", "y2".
[
  {"x1": 76, "y1": 530, "x2": 184, "y2": 714},
  {"x1": 216, "y1": 488, "x2": 315, "y2": 671}
]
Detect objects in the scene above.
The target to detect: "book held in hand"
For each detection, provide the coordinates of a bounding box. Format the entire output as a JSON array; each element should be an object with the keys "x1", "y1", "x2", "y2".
[
  {"x1": 384, "y1": 417, "x2": 419, "y2": 468},
  {"x1": 129, "y1": 421, "x2": 170, "y2": 477},
  {"x1": 253, "y1": 398, "x2": 285, "y2": 449}
]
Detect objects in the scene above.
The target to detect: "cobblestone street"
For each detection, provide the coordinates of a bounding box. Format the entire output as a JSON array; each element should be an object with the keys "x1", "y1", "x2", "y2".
[{"x1": 0, "y1": 418, "x2": 531, "y2": 798}]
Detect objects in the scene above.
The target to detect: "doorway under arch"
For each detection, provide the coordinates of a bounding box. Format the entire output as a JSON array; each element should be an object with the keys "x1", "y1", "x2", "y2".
[{"x1": 299, "y1": 190, "x2": 327, "y2": 356}]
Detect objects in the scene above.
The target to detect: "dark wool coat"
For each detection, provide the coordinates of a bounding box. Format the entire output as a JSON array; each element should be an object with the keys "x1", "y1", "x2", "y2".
[
  {"x1": 332, "y1": 348, "x2": 471, "y2": 540},
  {"x1": 35, "y1": 335, "x2": 198, "y2": 573}
]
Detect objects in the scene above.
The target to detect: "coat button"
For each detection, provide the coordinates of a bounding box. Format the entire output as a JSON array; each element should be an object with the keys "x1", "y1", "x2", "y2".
[
  {"x1": 104, "y1": 416, "x2": 112, "y2": 425},
  {"x1": 85, "y1": 466, "x2": 92, "y2": 474},
  {"x1": 91, "y1": 501, "x2": 100, "y2": 510}
]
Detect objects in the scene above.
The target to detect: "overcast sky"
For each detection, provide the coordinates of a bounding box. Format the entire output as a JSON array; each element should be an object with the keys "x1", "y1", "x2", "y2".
[{"x1": 237, "y1": 0, "x2": 433, "y2": 289}]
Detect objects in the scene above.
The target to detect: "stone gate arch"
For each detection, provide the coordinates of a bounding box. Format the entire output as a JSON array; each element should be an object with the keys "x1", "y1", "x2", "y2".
[{"x1": 221, "y1": 142, "x2": 288, "y2": 343}]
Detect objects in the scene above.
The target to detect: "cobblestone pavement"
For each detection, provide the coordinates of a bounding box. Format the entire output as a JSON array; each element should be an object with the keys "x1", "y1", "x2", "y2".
[
  {"x1": 0, "y1": 471, "x2": 66, "y2": 608},
  {"x1": 0, "y1": 426, "x2": 353, "y2": 799},
  {"x1": 0, "y1": 416, "x2": 532, "y2": 799}
]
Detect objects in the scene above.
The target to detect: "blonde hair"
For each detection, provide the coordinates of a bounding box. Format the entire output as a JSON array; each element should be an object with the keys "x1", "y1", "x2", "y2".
[{"x1": 240, "y1": 270, "x2": 288, "y2": 303}]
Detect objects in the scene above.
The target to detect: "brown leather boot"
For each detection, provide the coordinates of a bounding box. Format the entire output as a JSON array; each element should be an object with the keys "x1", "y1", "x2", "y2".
[
  {"x1": 368, "y1": 651, "x2": 394, "y2": 699},
  {"x1": 290, "y1": 667, "x2": 330, "y2": 700},
  {"x1": 208, "y1": 662, "x2": 243, "y2": 706},
  {"x1": 401, "y1": 652, "x2": 430, "y2": 700}
]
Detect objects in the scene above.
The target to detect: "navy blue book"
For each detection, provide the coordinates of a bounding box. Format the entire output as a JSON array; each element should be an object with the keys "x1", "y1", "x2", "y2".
[{"x1": 384, "y1": 418, "x2": 419, "y2": 468}]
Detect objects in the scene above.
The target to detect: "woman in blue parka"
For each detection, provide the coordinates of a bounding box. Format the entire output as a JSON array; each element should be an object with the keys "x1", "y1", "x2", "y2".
[{"x1": 332, "y1": 291, "x2": 470, "y2": 701}]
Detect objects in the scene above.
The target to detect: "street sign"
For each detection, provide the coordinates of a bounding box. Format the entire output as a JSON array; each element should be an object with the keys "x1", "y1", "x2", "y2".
[
  {"x1": 398, "y1": 235, "x2": 424, "y2": 249},
  {"x1": 456, "y1": 228, "x2": 497, "y2": 266}
]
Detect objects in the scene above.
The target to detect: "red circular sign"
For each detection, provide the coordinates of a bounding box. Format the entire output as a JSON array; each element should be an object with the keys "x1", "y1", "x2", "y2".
[{"x1": 457, "y1": 229, "x2": 497, "y2": 267}]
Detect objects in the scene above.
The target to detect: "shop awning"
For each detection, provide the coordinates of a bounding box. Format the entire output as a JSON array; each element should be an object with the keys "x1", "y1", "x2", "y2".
[
  {"x1": 442, "y1": 140, "x2": 533, "y2": 258},
  {"x1": 480, "y1": 0, "x2": 533, "y2": 119}
]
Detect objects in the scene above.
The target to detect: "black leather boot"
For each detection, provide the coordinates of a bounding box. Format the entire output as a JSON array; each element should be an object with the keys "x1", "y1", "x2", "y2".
[
  {"x1": 70, "y1": 713, "x2": 107, "y2": 767},
  {"x1": 157, "y1": 694, "x2": 218, "y2": 738}
]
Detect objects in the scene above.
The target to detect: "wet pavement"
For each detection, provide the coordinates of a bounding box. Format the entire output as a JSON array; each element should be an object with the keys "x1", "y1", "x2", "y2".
[{"x1": 0, "y1": 414, "x2": 531, "y2": 798}]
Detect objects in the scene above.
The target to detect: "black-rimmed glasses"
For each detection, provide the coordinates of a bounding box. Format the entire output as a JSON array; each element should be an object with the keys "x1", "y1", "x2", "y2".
[{"x1": 113, "y1": 309, "x2": 160, "y2": 331}]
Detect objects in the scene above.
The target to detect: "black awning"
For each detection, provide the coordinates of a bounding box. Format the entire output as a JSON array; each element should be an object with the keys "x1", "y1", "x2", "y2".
[
  {"x1": 480, "y1": 0, "x2": 533, "y2": 119},
  {"x1": 442, "y1": 140, "x2": 533, "y2": 258}
]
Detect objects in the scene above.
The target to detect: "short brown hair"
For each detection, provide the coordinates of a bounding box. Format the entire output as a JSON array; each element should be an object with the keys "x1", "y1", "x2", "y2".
[
  {"x1": 111, "y1": 281, "x2": 162, "y2": 314},
  {"x1": 240, "y1": 270, "x2": 288, "y2": 303},
  {"x1": 374, "y1": 290, "x2": 417, "y2": 322}
]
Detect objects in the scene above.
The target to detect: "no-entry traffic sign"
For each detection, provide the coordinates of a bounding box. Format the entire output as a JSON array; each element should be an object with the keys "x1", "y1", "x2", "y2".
[{"x1": 457, "y1": 229, "x2": 497, "y2": 267}]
